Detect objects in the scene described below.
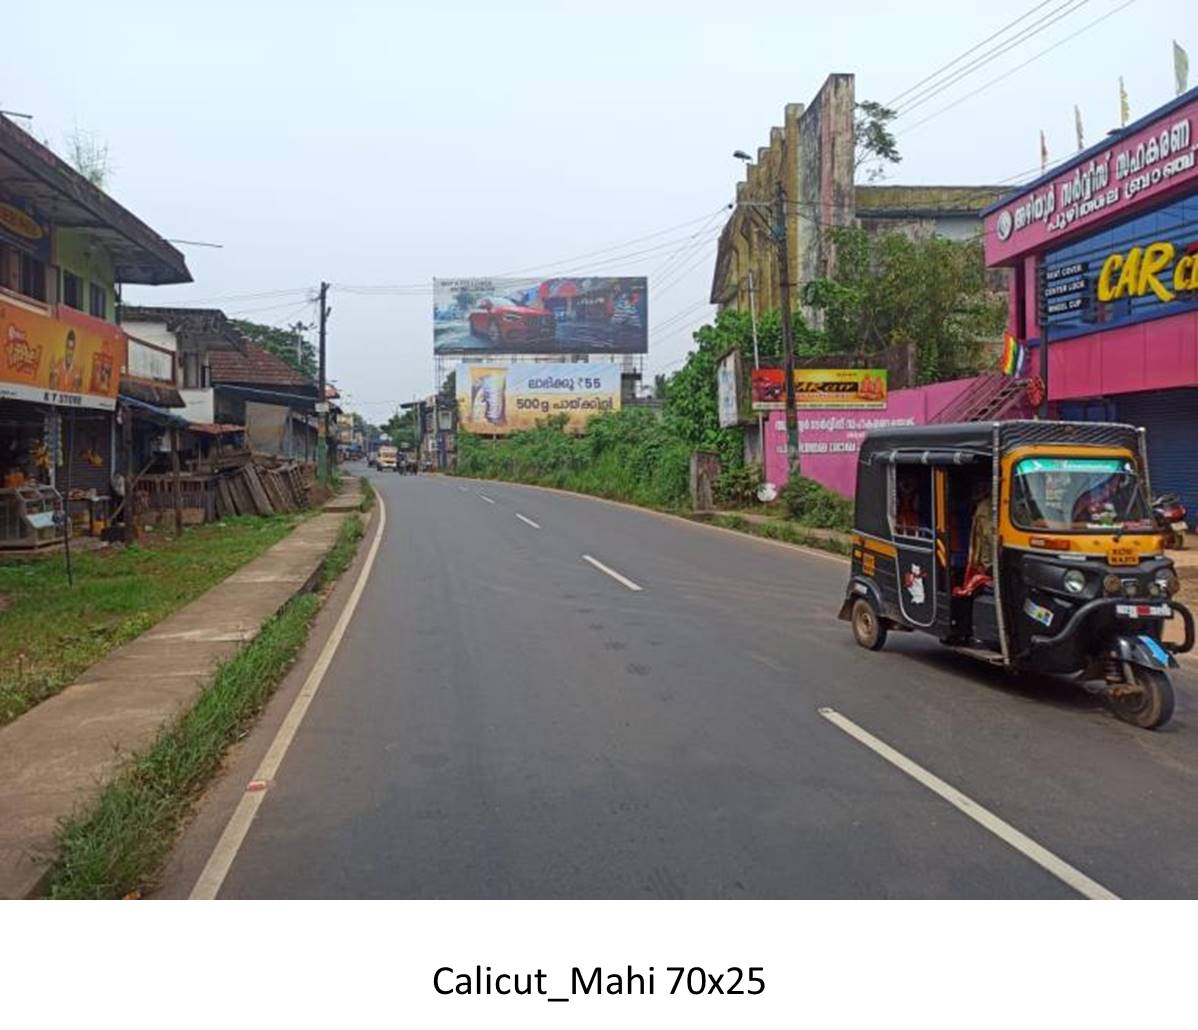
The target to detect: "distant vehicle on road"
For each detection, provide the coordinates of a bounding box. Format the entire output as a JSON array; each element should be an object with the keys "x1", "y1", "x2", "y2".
[
  {"x1": 468, "y1": 296, "x2": 556, "y2": 347},
  {"x1": 377, "y1": 445, "x2": 399, "y2": 472}
]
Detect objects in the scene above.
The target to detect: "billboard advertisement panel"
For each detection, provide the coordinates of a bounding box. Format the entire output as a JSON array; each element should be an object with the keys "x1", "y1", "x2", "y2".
[
  {"x1": 750, "y1": 368, "x2": 887, "y2": 411},
  {"x1": 435, "y1": 277, "x2": 647, "y2": 355},
  {"x1": 1, "y1": 301, "x2": 125, "y2": 410},
  {"x1": 717, "y1": 349, "x2": 745, "y2": 428},
  {"x1": 456, "y1": 363, "x2": 620, "y2": 435}
]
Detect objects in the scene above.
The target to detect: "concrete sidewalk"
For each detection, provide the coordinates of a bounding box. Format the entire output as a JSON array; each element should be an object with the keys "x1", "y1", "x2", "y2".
[{"x1": 0, "y1": 492, "x2": 359, "y2": 899}]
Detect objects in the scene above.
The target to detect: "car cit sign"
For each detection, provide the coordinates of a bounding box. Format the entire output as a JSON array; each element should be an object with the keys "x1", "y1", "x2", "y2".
[{"x1": 750, "y1": 369, "x2": 888, "y2": 411}]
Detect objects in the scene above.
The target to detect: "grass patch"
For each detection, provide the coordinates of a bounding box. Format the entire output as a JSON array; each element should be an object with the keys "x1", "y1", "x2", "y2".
[
  {"x1": 710, "y1": 513, "x2": 852, "y2": 558},
  {"x1": 43, "y1": 511, "x2": 367, "y2": 899},
  {"x1": 0, "y1": 515, "x2": 302, "y2": 727},
  {"x1": 359, "y1": 476, "x2": 375, "y2": 512}
]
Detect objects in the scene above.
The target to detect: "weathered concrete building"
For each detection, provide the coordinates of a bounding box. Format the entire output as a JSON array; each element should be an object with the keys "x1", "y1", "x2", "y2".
[{"x1": 710, "y1": 73, "x2": 1007, "y2": 317}]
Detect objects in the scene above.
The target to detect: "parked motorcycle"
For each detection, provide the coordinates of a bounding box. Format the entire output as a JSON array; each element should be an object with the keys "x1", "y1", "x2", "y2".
[{"x1": 1153, "y1": 493, "x2": 1189, "y2": 549}]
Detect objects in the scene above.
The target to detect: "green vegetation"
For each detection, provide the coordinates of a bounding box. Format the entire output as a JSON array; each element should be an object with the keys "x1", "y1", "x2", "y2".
[
  {"x1": 780, "y1": 475, "x2": 854, "y2": 532},
  {"x1": 0, "y1": 515, "x2": 302, "y2": 727},
  {"x1": 232, "y1": 318, "x2": 316, "y2": 378},
  {"x1": 458, "y1": 409, "x2": 691, "y2": 510},
  {"x1": 711, "y1": 514, "x2": 852, "y2": 557},
  {"x1": 44, "y1": 512, "x2": 365, "y2": 900}
]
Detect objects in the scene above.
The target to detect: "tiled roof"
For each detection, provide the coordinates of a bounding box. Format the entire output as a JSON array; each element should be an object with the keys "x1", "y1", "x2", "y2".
[{"x1": 209, "y1": 344, "x2": 313, "y2": 388}]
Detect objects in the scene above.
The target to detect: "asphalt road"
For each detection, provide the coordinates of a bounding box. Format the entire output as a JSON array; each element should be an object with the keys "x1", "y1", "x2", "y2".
[{"x1": 206, "y1": 470, "x2": 1198, "y2": 899}]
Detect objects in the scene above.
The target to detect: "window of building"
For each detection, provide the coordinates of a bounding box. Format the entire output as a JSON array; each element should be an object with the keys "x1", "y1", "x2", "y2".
[
  {"x1": 62, "y1": 271, "x2": 83, "y2": 310},
  {"x1": 19, "y1": 254, "x2": 47, "y2": 301},
  {"x1": 89, "y1": 283, "x2": 107, "y2": 319}
]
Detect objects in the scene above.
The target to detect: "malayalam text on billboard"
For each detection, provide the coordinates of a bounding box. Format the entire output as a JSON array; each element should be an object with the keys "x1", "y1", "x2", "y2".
[
  {"x1": 435, "y1": 277, "x2": 647, "y2": 355},
  {"x1": 750, "y1": 368, "x2": 887, "y2": 411},
  {"x1": 456, "y1": 363, "x2": 621, "y2": 435},
  {"x1": 1, "y1": 301, "x2": 125, "y2": 410}
]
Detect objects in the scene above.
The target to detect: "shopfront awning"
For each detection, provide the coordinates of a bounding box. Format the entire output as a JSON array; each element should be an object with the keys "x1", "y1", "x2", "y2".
[{"x1": 119, "y1": 394, "x2": 189, "y2": 428}]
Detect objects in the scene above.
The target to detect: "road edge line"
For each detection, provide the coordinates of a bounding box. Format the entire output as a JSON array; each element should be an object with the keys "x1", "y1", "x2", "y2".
[
  {"x1": 188, "y1": 492, "x2": 389, "y2": 900},
  {"x1": 817, "y1": 706, "x2": 1119, "y2": 901}
]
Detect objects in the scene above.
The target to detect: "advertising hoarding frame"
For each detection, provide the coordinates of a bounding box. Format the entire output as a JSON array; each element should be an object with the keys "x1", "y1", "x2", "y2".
[
  {"x1": 750, "y1": 368, "x2": 888, "y2": 411},
  {"x1": 456, "y1": 362, "x2": 621, "y2": 436}
]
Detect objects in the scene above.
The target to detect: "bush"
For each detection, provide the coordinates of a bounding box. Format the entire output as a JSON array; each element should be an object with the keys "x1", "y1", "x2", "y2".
[
  {"x1": 780, "y1": 475, "x2": 853, "y2": 531},
  {"x1": 714, "y1": 463, "x2": 762, "y2": 508},
  {"x1": 456, "y1": 408, "x2": 692, "y2": 510}
]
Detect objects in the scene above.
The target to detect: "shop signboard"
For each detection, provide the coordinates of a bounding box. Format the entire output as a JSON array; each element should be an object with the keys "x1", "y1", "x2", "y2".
[
  {"x1": 434, "y1": 277, "x2": 647, "y2": 355},
  {"x1": 456, "y1": 362, "x2": 620, "y2": 435},
  {"x1": 0, "y1": 301, "x2": 125, "y2": 410},
  {"x1": 0, "y1": 189, "x2": 51, "y2": 263},
  {"x1": 750, "y1": 368, "x2": 888, "y2": 411},
  {"x1": 985, "y1": 93, "x2": 1198, "y2": 265},
  {"x1": 1042, "y1": 191, "x2": 1198, "y2": 341},
  {"x1": 716, "y1": 349, "x2": 745, "y2": 427}
]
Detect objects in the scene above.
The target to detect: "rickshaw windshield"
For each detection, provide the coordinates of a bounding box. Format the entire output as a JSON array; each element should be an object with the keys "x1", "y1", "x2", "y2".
[{"x1": 1010, "y1": 456, "x2": 1154, "y2": 532}]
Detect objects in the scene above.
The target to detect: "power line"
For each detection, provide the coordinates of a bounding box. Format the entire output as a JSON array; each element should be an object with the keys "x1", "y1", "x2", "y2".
[
  {"x1": 893, "y1": 0, "x2": 1090, "y2": 119},
  {"x1": 900, "y1": 0, "x2": 1137, "y2": 135},
  {"x1": 886, "y1": 0, "x2": 1059, "y2": 107}
]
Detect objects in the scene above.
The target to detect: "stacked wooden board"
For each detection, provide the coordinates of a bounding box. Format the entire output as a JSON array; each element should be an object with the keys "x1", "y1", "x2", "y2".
[{"x1": 213, "y1": 458, "x2": 310, "y2": 519}]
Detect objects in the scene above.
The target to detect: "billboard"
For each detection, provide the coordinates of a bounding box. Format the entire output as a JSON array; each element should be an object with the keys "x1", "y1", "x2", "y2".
[
  {"x1": 750, "y1": 368, "x2": 887, "y2": 411},
  {"x1": 1, "y1": 301, "x2": 125, "y2": 410},
  {"x1": 435, "y1": 277, "x2": 647, "y2": 355},
  {"x1": 456, "y1": 363, "x2": 620, "y2": 435}
]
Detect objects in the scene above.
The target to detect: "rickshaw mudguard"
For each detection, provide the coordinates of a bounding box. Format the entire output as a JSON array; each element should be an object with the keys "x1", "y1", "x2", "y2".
[
  {"x1": 1112, "y1": 634, "x2": 1178, "y2": 671},
  {"x1": 839, "y1": 576, "x2": 886, "y2": 622}
]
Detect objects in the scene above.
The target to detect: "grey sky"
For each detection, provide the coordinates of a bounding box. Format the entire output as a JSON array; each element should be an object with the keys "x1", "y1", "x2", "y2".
[{"x1": 7, "y1": 0, "x2": 1189, "y2": 422}]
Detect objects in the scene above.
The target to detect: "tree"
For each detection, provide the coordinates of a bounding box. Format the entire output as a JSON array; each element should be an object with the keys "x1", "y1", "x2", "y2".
[
  {"x1": 64, "y1": 126, "x2": 113, "y2": 188},
  {"x1": 232, "y1": 318, "x2": 317, "y2": 378},
  {"x1": 802, "y1": 225, "x2": 1006, "y2": 384},
  {"x1": 854, "y1": 100, "x2": 900, "y2": 183},
  {"x1": 382, "y1": 407, "x2": 419, "y2": 449}
]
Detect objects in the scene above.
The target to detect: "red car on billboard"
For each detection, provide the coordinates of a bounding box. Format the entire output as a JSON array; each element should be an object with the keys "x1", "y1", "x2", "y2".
[{"x1": 467, "y1": 296, "x2": 556, "y2": 346}]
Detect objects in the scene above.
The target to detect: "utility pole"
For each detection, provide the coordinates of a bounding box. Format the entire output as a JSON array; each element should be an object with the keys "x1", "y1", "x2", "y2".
[
  {"x1": 774, "y1": 182, "x2": 799, "y2": 475},
  {"x1": 316, "y1": 281, "x2": 329, "y2": 484}
]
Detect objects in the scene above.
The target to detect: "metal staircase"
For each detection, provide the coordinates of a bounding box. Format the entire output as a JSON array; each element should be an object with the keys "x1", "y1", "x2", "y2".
[{"x1": 930, "y1": 373, "x2": 1031, "y2": 424}]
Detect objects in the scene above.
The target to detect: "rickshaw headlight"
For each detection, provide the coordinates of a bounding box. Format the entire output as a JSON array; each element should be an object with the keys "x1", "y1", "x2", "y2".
[
  {"x1": 1062, "y1": 569, "x2": 1086, "y2": 595},
  {"x1": 1103, "y1": 573, "x2": 1123, "y2": 596},
  {"x1": 1156, "y1": 571, "x2": 1180, "y2": 597}
]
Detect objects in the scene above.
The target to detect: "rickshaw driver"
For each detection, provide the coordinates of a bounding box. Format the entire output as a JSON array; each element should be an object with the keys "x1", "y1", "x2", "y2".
[{"x1": 955, "y1": 480, "x2": 994, "y2": 597}]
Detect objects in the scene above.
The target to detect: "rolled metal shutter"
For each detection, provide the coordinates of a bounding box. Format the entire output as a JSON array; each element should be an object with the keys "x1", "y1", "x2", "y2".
[{"x1": 1116, "y1": 388, "x2": 1198, "y2": 527}]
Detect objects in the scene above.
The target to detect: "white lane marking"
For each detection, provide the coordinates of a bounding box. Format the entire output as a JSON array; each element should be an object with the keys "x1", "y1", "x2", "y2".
[
  {"x1": 818, "y1": 707, "x2": 1118, "y2": 900},
  {"x1": 189, "y1": 495, "x2": 388, "y2": 900},
  {"x1": 581, "y1": 554, "x2": 643, "y2": 592},
  {"x1": 515, "y1": 513, "x2": 540, "y2": 529},
  {"x1": 458, "y1": 486, "x2": 468, "y2": 492},
  {"x1": 479, "y1": 494, "x2": 495, "y2": 504}
]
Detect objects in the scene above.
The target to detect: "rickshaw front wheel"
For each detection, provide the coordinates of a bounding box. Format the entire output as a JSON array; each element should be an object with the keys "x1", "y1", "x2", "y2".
[
  {"x1": 1109, "y1": 666, "x2": 1175, "y2": 730},
  {"x1": 851, "y1": 598, "x2": 887, "y2": 651}
]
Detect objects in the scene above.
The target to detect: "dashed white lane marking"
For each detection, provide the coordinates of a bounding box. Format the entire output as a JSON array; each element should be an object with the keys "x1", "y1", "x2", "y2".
[
  {"x1": 479, "y1": 494, "x2": 495, "y2": 504},
  {"x1": 581, "y1": 554, "x2": 643, "y2": 592},
  {"x1": 817, "y1": 707, "x2": 1118, "y2": 900},
  {"x1": 515, "y1": 513, "x2": 540, "y2": 529},
  {"x1": 189, "y1": 495, "x2": 389, "y2": 900}
]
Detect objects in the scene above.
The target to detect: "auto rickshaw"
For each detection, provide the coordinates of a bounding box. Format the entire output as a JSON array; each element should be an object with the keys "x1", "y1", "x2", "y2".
[{"x1": 838, "y1": 420, "x2": 1193, "y2": 730}]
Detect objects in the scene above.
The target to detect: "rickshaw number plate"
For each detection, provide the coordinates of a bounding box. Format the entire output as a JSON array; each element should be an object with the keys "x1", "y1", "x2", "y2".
[
  {"x1": 1115, "y1": 603, "x2": 1171, "y2": 618},
  {"x1": 1108, "y1": 547, "x2": 1138, "y2": 566}
]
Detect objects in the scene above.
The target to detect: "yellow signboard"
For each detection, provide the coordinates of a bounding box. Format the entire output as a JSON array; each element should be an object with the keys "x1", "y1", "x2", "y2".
[
  {"x1": 751, "y1": 368, "x2": 888, "y2": 410},
  {"x1": 0, "y1": 301, "x2": 125, "y2": 410},
  {"x1": 1097, "y1": 241, "x2": 1198, "y2": 304},
  {"x1": 457, "y1": 363, "x2": 621, "y2": 435}
]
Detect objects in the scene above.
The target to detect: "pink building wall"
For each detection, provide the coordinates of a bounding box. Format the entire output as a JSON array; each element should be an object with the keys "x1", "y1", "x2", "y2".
[{"x1": 761, "y1": 376, "x2": 979, "y2": 497}]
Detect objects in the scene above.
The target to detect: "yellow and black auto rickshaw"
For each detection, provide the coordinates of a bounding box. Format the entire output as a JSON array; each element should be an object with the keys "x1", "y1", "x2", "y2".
[{"x1": 839, "y1": 420, "x2": 1193, "y2": 730}]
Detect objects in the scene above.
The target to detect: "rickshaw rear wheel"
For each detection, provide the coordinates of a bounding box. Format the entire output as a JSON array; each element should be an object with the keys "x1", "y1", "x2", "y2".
[
  {"x1": 851, "y1": 598, "x2": 887, "y2": 651},
  {"x1": 1109, "y1": 667, "x2": 1174, "y2": 730}
]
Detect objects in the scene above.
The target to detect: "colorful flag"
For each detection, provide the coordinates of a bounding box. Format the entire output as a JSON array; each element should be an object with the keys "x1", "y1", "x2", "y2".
[
  {"x1": 999, "y1": 331, "x2": 1024, "y2": 376},
  {"x1": 1074, "y1": 104, "x2": 1084, "y2": 151},
  {"x1": 1176, "y1": 40, "x2": 1190, "y2": 96},
  {"x1": 1119, "y1": 76, "x2": 1130, "y2": 127},
  {"x1": 1040, "y1": 130, "x2": 1048, "y2": 173}
]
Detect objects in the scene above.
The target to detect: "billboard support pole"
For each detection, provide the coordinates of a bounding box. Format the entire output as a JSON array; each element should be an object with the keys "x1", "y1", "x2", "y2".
[{"x1": 774, "y1": 183, "x2": 799, "y2": 477}]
